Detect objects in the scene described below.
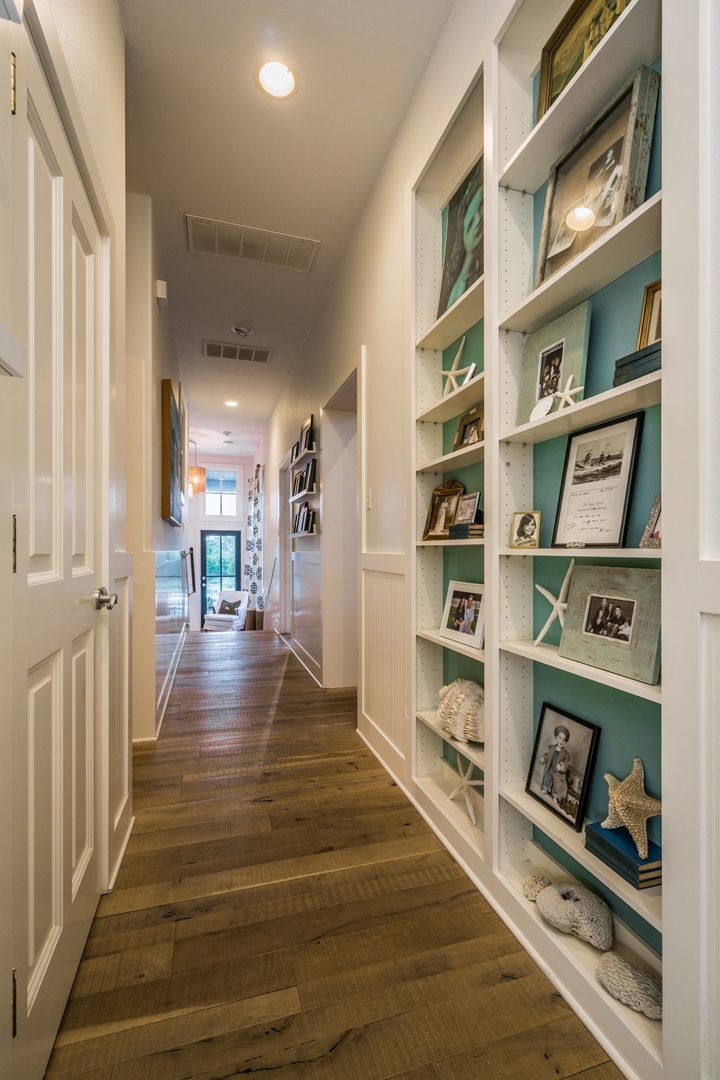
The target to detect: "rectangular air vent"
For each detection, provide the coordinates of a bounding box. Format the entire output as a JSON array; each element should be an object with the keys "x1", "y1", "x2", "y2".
[
  {"x1": 202, "y1": 340, "x2": 272, "y2": 364},
  {"x1": 186, "y1": 214, "x2": 320, "y2": 273}
]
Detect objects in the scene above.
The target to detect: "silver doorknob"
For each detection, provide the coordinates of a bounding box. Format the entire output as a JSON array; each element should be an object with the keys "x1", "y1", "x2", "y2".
[{"x1": 93, "y1": 586, "x2": 118, "y2": 611}]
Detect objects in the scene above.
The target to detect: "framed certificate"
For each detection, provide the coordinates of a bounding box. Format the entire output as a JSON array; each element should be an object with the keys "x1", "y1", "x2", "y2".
[{"x1": 552, "y1": 413, "x2": 643, "y2": 547}]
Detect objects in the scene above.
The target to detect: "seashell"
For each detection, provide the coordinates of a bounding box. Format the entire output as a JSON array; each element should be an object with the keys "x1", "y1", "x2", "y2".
[
  {"x1": 522, "y1": 873, "x2": 552, "y2": 902},
  {"x1": 536, "y1": 881, "x2": 613, "y2": 950},
  {"x1": 437, "y1": 679, "x2": 484, "y2": 742},
  {"x1": 596, "y1": 952, "x2": 662, "y2": 1020}
]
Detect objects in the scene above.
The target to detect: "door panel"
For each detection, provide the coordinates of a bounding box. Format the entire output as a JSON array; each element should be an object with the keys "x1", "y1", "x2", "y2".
[
  {"x1": 200, "y1": 530, "x2": 241, "y2": 621},
  {"x1": 71, "y1": 212, "x2": 94, "y2": 576},
  {"x1": 71, "y1": 631, "x2": 94, "y2": 896}
]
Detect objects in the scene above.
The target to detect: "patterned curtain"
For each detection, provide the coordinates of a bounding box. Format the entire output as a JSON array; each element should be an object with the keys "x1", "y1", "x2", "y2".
[{"x1": 245, "y1": 464, "x2": 264, "y2": 611}]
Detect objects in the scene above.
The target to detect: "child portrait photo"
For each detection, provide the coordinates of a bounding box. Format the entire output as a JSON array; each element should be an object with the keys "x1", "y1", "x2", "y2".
[{"x1": 526, "y1": 704, "x2": 600, "y2": 830}]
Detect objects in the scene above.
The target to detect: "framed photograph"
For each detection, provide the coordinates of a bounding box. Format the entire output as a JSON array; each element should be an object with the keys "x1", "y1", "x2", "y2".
[
  {"x1": 290, "y1": 441, "x2": 300, "y2": 464},
  {"x1": 455, "y1": 492, "x2": 481, "y2": 526},
  {"x1": 516, "y1": 301, "x2": 591, "y2": 425},
  {"x1": 640, "y1": 494, "x2": 661, "y2": 549},
  {"x1": 453, "y1": 405, "x2": 485, "y2": 450},
  {"x1": 161, "y1": 379, "x2": 183, "y2": 527},
  {"x1": 637, "y1": 279, "x2": 661, "y2": 349},
  {"x1": 422, "y1": 478, "x2": 464, "y2": 541},
  {"x1": 536, "y1": 66, "x2": 659, "y2": 286},
  {"x1": 552, "y1": 412, "x2": 643, "y2": 547},
  {"x1": 526, "y1": 703, "x2": 600, "y2": 831},
  {"x1": 559, "y1": 565, "x2": 661, "y2": 684},
  {"x1": 299, "y1": 415, "x2": 314, "y2": 453},
  {"x1": 440, "y1": 580, "x2": 485, "y2": 650},
  {"x1": 537, "y1": 0, "x2": 632, "y2": 121},
  {"x1": 436, "y1": 156, "x2": 483, "y2": 317},
  {"x1": 510, "y1": 511, "x2": 542, "y2": 549},
  {"x1": 305, "y1": 457, "x2": 316, "y2": 491}
]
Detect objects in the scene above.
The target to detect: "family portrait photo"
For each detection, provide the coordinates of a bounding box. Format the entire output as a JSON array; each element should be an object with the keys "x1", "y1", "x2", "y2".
[
  {"x1": 440, "y1": 580, "x2": 485, "y2": 649},
  {"x1": 526, "y1": 704, "x2": 600, "y2": 830},
  {"x1": 436, "y1": 157, "x2": 484, "y2": 316},
  {"x1": 583, "y1": 593, "x2": 636, "y2": 644},
  {"x1": 537, "y1": 341, "x2": 565, "y2": 400}
]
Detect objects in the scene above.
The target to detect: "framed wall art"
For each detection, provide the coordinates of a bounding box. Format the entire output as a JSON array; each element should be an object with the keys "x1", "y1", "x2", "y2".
[
  {"x1": 558, "y1": 565, "x2": 661, "y2": 684},
  {"x1": 526, "y1": 703, "x2": 601, "y2": 831},
  {"x1": 552, "y1": 412, "x2": 643, "y2": 547},
  {"x1": 537, "y1": 0, "x2": 632, "y2": 121},
  {"x1": 510, "y1": 511, "x2": 542, "y2": 549},
  {"x1": 455, "y1": 492, "x2": 482, "y2": 526},
  {"x1": 516, "y1": 301, "x2": 591, "y2": 425},
  {"x1": 536, "y1": 66, "x2": 659, "y2": 286},
  {"x1": 440, "y1": 580, "x2": 485, "y2": 650},
  {"x1": 422, "y1": 478, "x2": 464, "y2": 541},
  {"x1": 637, "y1": 279, "x2": 661, "y2": 349},
  {"x1": 453, "y1": 405, "x2": 484, "y2": 450},
  {"x1": 161, "y1": 378, "x2": 183, "y2": 527},
  {"x1": 436, "y1": 156, "x2": 484, "y2": 317},
  {"x1": 640, "y1": 495, "x2": 661, "y2": 549},
  {"x1": 299, "y1": 415, "x2": 314, "y2": 452}
]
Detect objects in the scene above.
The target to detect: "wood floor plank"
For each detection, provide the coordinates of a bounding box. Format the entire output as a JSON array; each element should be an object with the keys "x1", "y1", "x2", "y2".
[{"x1": 45, "y1": 632, "x2": 621, "y2": 1080}]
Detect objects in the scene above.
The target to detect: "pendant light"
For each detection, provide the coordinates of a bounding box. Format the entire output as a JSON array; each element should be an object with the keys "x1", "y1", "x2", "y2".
[{"x1": 188, "y1": 438, "x2": 206, "y2": 496}]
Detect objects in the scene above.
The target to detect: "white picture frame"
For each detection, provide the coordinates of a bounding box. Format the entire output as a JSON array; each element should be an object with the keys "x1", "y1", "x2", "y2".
[{"x1": 439, "y1": 580, "x2": 485, "y2": 650}]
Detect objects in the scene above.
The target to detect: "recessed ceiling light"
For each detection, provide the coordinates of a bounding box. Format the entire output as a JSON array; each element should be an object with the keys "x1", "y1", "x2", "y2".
[
  {"x1": 256, "y1": 61, "x2": 297, "y2": 99},
  {"x1": 231, "y1": 324, "x2": 253, "y2": 337},
  {"x1": 224, "y1": 400, "x2": 238, "y2": 407}
]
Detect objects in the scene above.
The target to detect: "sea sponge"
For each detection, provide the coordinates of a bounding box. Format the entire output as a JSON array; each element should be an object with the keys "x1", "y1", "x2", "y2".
[
  {"x1": 536, "y1": 881, "x2": 613, "y2": 950},
  {"x1": 596, "y1": 952, "x2": 662, "y2": 1020},
  {"x1": 522, "y1": 873, "x2": 553, "y2": 902},
  {"x1": 437, "y1": 679, "x2": 484, "y2": 742}
]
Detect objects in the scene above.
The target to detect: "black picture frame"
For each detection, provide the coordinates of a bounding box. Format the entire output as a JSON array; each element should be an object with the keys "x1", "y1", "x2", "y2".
[
  {"x1": 525, "y1": 703, "x2": 601, "y2": 832},
  {"x1": 551, "y1": 411, "x2": 644, "y2": 548},
  {"x1": 290, "y1": 441, "x2": 300, "y2": 464},
  {"x1": 299, "y1": 415, "x2": 314, "y2": 452}
]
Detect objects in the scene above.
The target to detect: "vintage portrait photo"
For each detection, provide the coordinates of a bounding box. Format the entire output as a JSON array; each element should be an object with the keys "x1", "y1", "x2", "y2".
[
  {"x1": 511, "y1": 511, "x2": 541, "y2": 549},
  {"x1": 440, "y1": 580, "x2": 485, "y2": 649},
  {"x1": 454, "y1": 492, "x2": 481, "y2": 525},
  {"x1": 571, "y1": 429, "x2": 626, "y2": 485},
  {"x1": 538, "y1": 0, "x2": 631, "y2": 120},
  {"x1": 436, "y1": 157, "x2": 484, "y2": 317},
  {"x1": 637, "y1": 279, "x2": 662, "y2": 348},
  {"x1": 422, "y1": 479, "x2": 464, "y2": 541},
  {"x1": 526, "y1": 704, "x2": 600, "y2": 831},
  {"x1": 453, "y1": 405, "x2": 484, "y2": 452},
  {"x1": 583, "y1": 593, "x2": 636, "y2": 644},
  {"x1": 537, "y1": 341, "x2": 565, "y2": 400}
]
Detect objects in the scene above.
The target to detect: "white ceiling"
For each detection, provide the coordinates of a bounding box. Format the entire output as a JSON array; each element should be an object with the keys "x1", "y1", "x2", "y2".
[{"x1": 120, "y1": 0, "x2": 455, "y2": 456}]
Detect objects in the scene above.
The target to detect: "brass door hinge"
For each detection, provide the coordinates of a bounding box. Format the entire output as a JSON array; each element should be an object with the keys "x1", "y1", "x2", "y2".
[
  {"x1": 10, "y1": 51, "x2": 16, "y2": 115},
  {"x1": 11, "y1": 968, "x2": 16, "y2": 1037}
]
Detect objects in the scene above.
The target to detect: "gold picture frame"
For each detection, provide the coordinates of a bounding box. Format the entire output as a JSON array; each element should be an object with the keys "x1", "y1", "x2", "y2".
[
  {"x1": 537, "y1": 0, "x2": 632, "y2": 122},
  {"x1": 422, "y1": 478, "x2": 464, "y2": 541},
  {"x1": 452, "y1": 405, "x2": 485, "y2": 451},
  {"x1": 636, "y1": 279, "x2": 661, "y2": 349}
]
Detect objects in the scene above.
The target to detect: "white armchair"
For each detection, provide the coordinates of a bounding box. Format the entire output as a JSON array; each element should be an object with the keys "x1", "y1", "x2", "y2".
[{"x1": 203, "y1": 589, "x2": 250, "y2": 632}]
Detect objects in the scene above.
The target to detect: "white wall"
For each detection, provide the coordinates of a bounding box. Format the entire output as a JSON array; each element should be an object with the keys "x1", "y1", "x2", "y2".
[{"x1": 321, "y1": 409, "x2": 358, "y2": 687}]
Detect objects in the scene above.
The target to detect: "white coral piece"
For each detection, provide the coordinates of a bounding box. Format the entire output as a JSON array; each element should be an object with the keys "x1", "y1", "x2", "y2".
[
  {"x1": 522, "y1": 873, "x2": 553, "y2": 902},
  {"x1": 536, "y1": 881, "x2": 613, "y2": 951},
  {"x1": 597, "y1": 952, "x2": 662, "y2": 1020},
  {"x1": 437, "y1": 679, "x2": 484, "y2": 743}
]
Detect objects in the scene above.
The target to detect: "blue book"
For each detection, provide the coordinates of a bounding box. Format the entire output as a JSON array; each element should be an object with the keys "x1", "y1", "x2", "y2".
[{"x1": 585, "y1": 822, "x2": 662, "y2": 872}]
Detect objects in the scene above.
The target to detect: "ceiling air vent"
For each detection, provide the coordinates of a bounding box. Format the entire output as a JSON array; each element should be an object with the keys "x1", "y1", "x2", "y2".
[
  {"x1": 202, "y1": 340, "x2": 272, "y2": 364},
  {"x1": 186, "y1": 213, "x2": 320, "y2": 273}
]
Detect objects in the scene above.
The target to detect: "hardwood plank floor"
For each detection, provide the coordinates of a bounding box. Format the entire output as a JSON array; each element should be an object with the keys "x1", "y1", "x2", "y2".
[{"x1": 46, "y1": 632, "x2": 622, "y2": 1079}]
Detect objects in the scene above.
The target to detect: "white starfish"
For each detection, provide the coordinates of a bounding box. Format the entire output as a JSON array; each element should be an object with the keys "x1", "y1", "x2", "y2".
[
  {"x1": 553, "y1": 375, "x2": 584, "y2": 410},
  {"x1": 443, "y1": 336, "x2": 475, "y2": 397},
  {"x1": 448, "y1": 756, "x2": 484, "y2": 826},
  {"x1": 534, "y1": 559, "x2": 575, "y2": 646}
]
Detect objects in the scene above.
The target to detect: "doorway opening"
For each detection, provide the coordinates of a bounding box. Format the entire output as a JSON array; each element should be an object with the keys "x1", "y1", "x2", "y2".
[
  {"x1": 277, "y1": 461, "x2": 293, "y2": 641},
  {"x1": 200, "y1": 530, "x2": 242, "y2": 626}
]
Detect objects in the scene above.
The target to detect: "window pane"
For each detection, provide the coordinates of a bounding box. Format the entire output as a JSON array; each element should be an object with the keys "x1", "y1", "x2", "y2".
[
  {"x1": 206, "y1": 470, "x2": 222, "y2": 493},
  {"x1": 221, "y1": 470, "x2": 237, "y2": 492},
  {"x1": 222, "y1": 575, "x2": 237, "y2": 592},
  {"x1": 221, "y1": 493, "x2": 237, "y2": 516},
  {"x1": 221, "y1": 535, "x2": 236, "y2": 574},
  {"x1": 205, "y1": 492, "x2": 221, "y2": 516},
  {"x1": 205, "y1": 582, "x2": 220, "y2": 613}
]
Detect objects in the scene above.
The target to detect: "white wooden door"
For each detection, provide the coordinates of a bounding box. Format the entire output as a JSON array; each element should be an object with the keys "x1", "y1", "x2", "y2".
[{"x1": 4, "y1": 28, "x2": 112, "y2": 1078}]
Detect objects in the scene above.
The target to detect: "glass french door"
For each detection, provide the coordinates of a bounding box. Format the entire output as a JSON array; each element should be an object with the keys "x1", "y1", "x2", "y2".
[{"x1": 200, "y1": 530, "x2": 242, "y2": 624}]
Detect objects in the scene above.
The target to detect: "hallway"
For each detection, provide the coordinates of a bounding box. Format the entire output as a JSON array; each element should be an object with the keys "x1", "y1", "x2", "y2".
[{"x1": 45, "y1": 633, "x2": 619, "y2": 1079}]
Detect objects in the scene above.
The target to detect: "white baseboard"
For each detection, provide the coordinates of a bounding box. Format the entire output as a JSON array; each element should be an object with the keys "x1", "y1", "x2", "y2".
[
  {"x1": 152, "y1": 623, "x2": 187, "y2": 741},
  {"x1": 105, "y1": 813, "x2": 135, "y2": 893}
]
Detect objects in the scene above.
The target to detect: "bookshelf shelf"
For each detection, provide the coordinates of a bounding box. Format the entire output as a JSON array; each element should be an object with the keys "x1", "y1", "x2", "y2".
[
  {"x1": 416, "y1": 627, "x2": 485, "y2": 662},
  {"x1": 417, "y1": 710, "x2": 486, "y2": 770},
  {"x1": 417, "y1": 439, "x2": 485, "y2": 473},
  {"x1": 416, "y1": 373, "x2": 485, "y2": 424},
  {"x1": 416, "y1": 275, "x2": 485, "y2": 351},
  {"x1": 500, "y1": 640, "x2": 662, "y2": 703}
]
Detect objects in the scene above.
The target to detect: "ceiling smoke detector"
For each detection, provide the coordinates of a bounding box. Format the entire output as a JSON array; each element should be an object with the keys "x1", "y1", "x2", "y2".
[
  {"x1": 223, "y1": 430, "x2": 232, "y2": 436},
  {"x1": 231, "y1": 324, "x2": 253, "y2": 338}
]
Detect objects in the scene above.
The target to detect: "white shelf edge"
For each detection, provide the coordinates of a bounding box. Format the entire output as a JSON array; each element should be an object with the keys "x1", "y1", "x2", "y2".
[
  {"x1": 416, "y1": 372, "x2": 485, "y2": 425},
  {"x1": 499, "y1": 782, "x2": 661, "y2": 931},
  {"x1": 500, "y1": 640, "x2": 662, "y2": 703},
  {"x1": 501, "y1": 371, "x2": 661, "y2": 445},
  {"x1": 290, "y1": 445, "x2": 319, "y2": 469},
  {"x1": 416, "y1": 538, "x2": 485, "y2": 547},
  {"x1": 289, "y1": 486, "x2": 318, "y2": 505},
  {"x1": 416, "y1": 275, "x2": 485, "y2": 351},
  {"x1": 499, "y1": 547, "x2": 661, "y2": 560},
  {"x1": 498, "y1": 0, "x2": 662, "y2": 193},
  {"x1": 290, "y1": 530, "x2": 318, "y2": 539},
  {"x1": 416, "y1": 710, "x2": 486, "y2": 770},
  {"x1": 417, "y1": 440, "x2": 485, "y2": 473},
  {"x1": 416, "y1": 627, "x2": 486, "y2": 662},
  {"x1": 500, "y1": 192, "x2": 662, "y2": 334}
]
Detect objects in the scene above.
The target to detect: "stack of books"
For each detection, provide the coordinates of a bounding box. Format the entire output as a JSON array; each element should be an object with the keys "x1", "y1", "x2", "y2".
[
  {"x1": 449, "y1": 523, "x2": 485, "y2": 540},
  {"x1": 613, "y1": 342, "x2": 661, "y2": 387},
  {"x1": 585, "y1": 822, "x2": 662, "y2": 890}
]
